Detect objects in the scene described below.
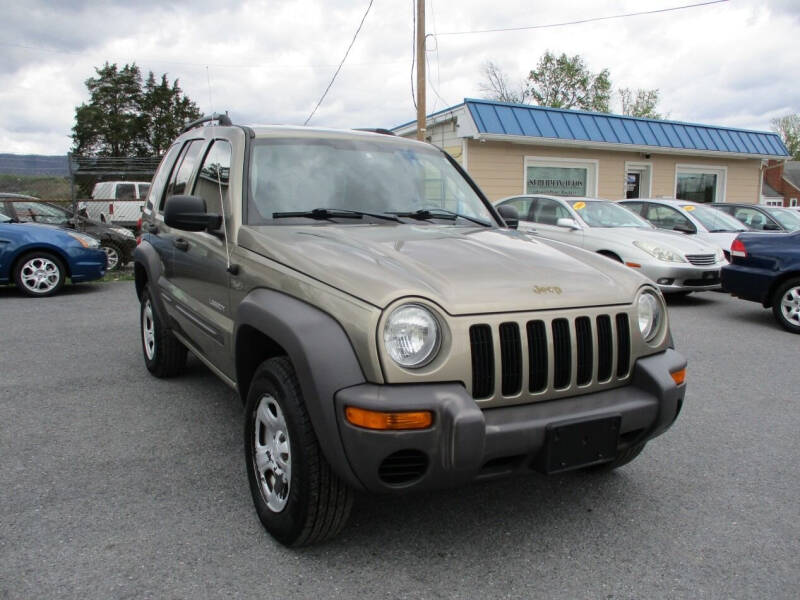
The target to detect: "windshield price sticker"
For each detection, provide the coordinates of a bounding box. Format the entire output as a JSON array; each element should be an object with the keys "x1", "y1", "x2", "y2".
[
  {"x1": 573, "y1": 201, "x2": 586, "y2": 210},
  {"x1": 684, "y1": 205, "x2": 696, "y2": 211}
]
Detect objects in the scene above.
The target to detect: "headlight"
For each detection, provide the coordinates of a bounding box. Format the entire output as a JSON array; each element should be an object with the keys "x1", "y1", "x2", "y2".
[
  {"x1": 637, "y1": 290, "x2": 663, "y2": 343},
  {"x1": 114, "y1": 227, "x2": 135, "y2": 239},
  {"x1": 67, "y1": 231, "x2": 100, "y2": 248},
  {"x1": 383, "y1": 304, "x2": 441, "y2": 368},
  {"x1": 633, "y1": 240, "x2": 686, "y2": 263}
]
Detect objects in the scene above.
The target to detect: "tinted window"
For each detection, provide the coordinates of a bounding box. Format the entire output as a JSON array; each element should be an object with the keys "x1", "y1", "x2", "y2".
[
  {"x1": 499, "y1": 197, "x2": 533, "y2": 220},
  {"x1": 732, "y1": 207, "x2": 773, "y2": 231},
  {"x1": 147, "y1": 143, "x2": 182, "y2": 212},
  {"x1": 530, "y1": 198, "x2": 570, "y2": 225},
  {"x1": 116, "y1": 183, "x2": 136, "y2": 200},
  {"x1": 622, "y1": 201, "x2": 644, "y2": 216},
  {"x1": 192, "y1": 140, "x2": 232, "y2": 216},
  {"x1": 645, "y1": 205, "x2": 693, "y2": 231},
  {"x1": 161, "y1": 140, "x2": 204, "y2": 211}
]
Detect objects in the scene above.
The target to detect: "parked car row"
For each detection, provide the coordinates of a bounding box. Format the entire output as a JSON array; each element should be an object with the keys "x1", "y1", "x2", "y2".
[
  {"x1": 0, "y1": 210, "x2": 107, "y2": 296},
  {"x1": 0, "y1": 193, "x2": 136, "y2": 270}
]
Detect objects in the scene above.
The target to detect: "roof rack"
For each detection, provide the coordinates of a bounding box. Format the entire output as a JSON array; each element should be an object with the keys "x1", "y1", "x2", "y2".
[
  {"x1": 182, "y1": 112, "x2": 232, "y2": 133},
  {"x1": 353, "y1": 128, "x2": 396, "y2": 136}
]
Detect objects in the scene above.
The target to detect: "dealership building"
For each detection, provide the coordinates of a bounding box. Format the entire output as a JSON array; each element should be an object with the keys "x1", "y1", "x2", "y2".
[{"x1": 392, "y1": 99, "x2": 790, "y2": 205}]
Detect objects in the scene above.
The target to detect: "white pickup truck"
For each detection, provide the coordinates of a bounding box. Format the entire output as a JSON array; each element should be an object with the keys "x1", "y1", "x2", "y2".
[{"x1": 82, "y1": 181, "x2": 151, "y2": 229}]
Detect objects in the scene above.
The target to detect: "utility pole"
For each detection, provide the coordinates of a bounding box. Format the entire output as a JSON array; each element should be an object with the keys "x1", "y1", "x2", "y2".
[{"x1": 416, "y1": 0, "x2": 426, "y2": 141}]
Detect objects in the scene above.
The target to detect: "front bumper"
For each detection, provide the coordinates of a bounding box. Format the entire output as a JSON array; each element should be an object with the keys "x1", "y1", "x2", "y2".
[
  {"x1": 67, "y1": 247, "x2": 107, "y2": 282},
  {"x1": 334, "y1": 349, "x2": 686, "y2": 493},
  {"x1": 639, "y1": 262, "x2": 723, "y2": 292}
]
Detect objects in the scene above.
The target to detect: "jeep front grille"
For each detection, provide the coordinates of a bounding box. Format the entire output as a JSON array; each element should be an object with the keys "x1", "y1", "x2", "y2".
[{"x1": 469, "y1": 312, "x2": 632, "y2": 402}]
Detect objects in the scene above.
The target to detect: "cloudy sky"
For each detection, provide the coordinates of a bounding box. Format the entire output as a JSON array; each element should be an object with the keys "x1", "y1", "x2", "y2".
[{"x1": 1, "y1": 0, "x2": 798, "y2": 155}]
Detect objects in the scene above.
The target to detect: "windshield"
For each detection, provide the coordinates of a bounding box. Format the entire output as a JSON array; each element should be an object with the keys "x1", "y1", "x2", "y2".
[
  {"x1": 569, "y1": 200, "x2": 652, "y2": 228},
  {"x1": 765, "y1": 207, "x2": 800, "y2": 231},
  {"x1": 12, "y1": 201, "x2": 70, "y2": 225},
  {"x1": 685, "y1": 205, "x2": 747, "y2": 232},
  {"x1": 247, "y1": 138, "x2": 494, "y2": 225}
]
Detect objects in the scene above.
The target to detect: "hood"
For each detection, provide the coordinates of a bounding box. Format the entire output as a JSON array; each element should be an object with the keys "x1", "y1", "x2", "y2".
[
  {"x1": 695, "y1": 231, "x2": 738, "y2": 253},
  {"x1": 589, "y1": 226, "x2": 720, "y2": 254},
  {"x1": 238, "y1": 224, "x2": 646, "y2": 314}
]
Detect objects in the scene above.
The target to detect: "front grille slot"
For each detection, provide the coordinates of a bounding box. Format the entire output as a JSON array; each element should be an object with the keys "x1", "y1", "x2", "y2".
[
  {"x1": 527, "y1": 320, "x2": 548, "y2": 393},
  {"x1": 575, "y1": 316, "x2": 593, "y2": 386},
  {"x1": 596, "y1": 315, "x2": 613, "y2": 382},
  {"x1": 616, "y1": 313, "x2": 631, "y2": 377},
  {"x1": 685, "y1": 253, "x2": 716, "y2": 266},
  {"x1": 551, "y1": 318, "x2": 571, "y2": 389},
  {"x1": 378, "y1": 450, "x2": 428, "y2": 485},
  {"x1": 469, "y1": 324, "x2": 494, "y2": 399},
  {"x1": 499, "y1": 322, "x2": 522, "y2": 396},
  {"x1": 468, "y1": 310, "x2": 633, "y2": 402}
]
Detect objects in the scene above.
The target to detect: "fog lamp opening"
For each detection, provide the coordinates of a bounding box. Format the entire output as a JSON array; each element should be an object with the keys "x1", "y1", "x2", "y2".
[
  {"x1": 657, "y1": 278, "x2": 674, "y2": 285},
  {"x1": 345, "y1": 406, "x2": 433, "y2": 430}
]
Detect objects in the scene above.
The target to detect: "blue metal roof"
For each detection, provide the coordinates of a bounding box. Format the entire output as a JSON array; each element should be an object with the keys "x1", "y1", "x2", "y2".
[{"x1": 463, "y1": 98, "x2": 790, "y2": 157}]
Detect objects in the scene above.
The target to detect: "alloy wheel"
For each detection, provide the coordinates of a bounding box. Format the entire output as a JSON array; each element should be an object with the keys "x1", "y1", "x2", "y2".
[
  {"x1": 20, "y1": 257, "x2": 61, "y2": 294},
  {"x1": 779, "y1": 284, "x2": 800, "y2": 327},
  {"x1": 253, "y1": 394, "x2": 292, "y2": 512}
]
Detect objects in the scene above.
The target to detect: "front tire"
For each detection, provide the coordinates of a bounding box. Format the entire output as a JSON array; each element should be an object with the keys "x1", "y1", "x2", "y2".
[
  {"x1": 140, "y1": 285, "x2": 187, "y2": 377},
  {"x1": 101, "y1": 242, "x2": 123, "y2": 271},
  {"x1": 13, "y1": 251, "x2": 65, "y2": 297},
  {"x1": 244, "y1": 357, "x2": 353, "y2": 546},
  {"x1": 772, "y1": 278, "x2": 800, "y2": 334}
]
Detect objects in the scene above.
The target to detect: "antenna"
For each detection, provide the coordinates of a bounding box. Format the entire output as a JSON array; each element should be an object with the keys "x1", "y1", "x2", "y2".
[{"x1": 206, "y1": 66, "x2": 214, "y2": 115}]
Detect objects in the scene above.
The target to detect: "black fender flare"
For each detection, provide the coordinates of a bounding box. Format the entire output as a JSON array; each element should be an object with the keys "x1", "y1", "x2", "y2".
[
  {"x1": 132, "y1": 240, "x2": 170, "y2": 324},
  {"x1": 236, "y1": 288, "x2": 367, "y2": 490}
]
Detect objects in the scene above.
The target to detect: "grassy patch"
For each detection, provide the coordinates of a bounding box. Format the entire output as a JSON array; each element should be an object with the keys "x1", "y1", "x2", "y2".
[{"x1": 100, "y1": 268, "x2": 135, "y2": 283}]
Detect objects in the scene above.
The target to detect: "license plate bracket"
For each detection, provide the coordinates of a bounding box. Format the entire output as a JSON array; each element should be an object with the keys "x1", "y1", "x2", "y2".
[{"x1": 540, "y1": 415, "x2": 621, "y2": 474}]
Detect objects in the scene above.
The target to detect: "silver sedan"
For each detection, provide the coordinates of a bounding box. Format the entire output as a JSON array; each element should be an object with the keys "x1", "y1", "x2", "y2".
[{"x1": 496, "y1": 194, "x2": 727, "y2": 294}]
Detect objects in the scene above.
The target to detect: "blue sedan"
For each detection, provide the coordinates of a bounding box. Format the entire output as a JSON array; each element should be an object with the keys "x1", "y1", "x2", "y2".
[
  {"x1": 0, "y1": 212, "x2": 107, "y2": 297},
  {"x1": 721, "y1": 231, "x2": 800, "y2": 333}
]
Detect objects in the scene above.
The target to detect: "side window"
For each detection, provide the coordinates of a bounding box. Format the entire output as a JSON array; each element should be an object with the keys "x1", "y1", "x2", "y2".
[
  {"x1": 733, "y1": 207, "x2": 767, "y2": 230},
  {"x1": 623, "y1": 201, "x2": 644, "y2": 216},
  {"x1": 116, "y1": 183, "x2": 136, "y2": 200},
  {"x1": 147, "y1": 143, "x2": 182, "y2": 213},
  {"x1": 12, "y1": 202, "x2": 68, "y2": 225},
  {"x1": 531, "y1": 198, "x2": 570, "y2": 225},
  {"x1": 192, "y1": 140, "x2": 232, "y2": 216},
  {"x1": 646, "y1": 205, "x2": 691, "y2": 230},
  {"x1": 160, "y1": 139, "x2": 204, "y2": 211},
  {"x1": 499, "y1": 197, "x2": 533, "y2": 219},
  {"x1": 138, "y1": 183, "x2": 150, "y2": 200}
]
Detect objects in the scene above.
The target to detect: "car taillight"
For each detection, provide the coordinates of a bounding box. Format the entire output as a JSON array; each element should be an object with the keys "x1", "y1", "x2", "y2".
[
  {"x1": 109, "y1": 203, "x2": 114, "y2": 215},
  {"x1": 731, "y1": 238, "x2": 747, "y2": 258}
]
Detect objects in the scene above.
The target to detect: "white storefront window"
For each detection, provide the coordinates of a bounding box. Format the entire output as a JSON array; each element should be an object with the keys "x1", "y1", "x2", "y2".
[
  {"x1": 524, "y1": 156, "x2": 598, "y2": 197},
  {"x1": 675, "y1": 164, "x2": 727, "y2": 203}
]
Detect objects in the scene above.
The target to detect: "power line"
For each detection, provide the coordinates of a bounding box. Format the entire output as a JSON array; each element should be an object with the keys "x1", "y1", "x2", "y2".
[
  {"x1": 435, "y1": 0, "x2": 729, "y2": 36},
  {"x1": 304, "y1": 0, "x2": 374, "y2": 125}
]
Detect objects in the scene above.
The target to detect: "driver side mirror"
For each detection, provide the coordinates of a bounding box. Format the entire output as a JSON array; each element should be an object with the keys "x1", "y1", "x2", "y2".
[
  {"x1": 673, "y1": 224, "x2": 696, "y2": 234},
  {"x1": 763, "y1": 222, "x2": 781, "y2": 231},
  {"x1": 164, "y1": 195, "x2": 222, "y2": 232},
  {"x1": 556, "y1": 217, "x2": 580, "y2": 230},
  {"x1": 497, "y1": 205, "x2": 519, "y2": 229}
]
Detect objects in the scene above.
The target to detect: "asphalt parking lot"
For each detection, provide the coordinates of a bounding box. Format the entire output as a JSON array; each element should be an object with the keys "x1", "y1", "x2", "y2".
[{"x1": 1, "y1": 281, "x2": 798, "y2": 599}]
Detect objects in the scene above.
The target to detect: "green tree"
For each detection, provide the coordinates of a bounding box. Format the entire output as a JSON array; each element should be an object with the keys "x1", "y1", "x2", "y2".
[
  {"x1": 526, "y1": 52, "x2": 611, "y2": 112},
  {"x1": 771, "y1": 114, "x2": 800, "y2": 160},
  {"x1": 71, "y1": 63, "x2": 201, "y2": 157},
  {"x1": 140, "y1": 72, "x2": 201, "y2": 156},
  {"x1": 619, "y1": 88, "x2": 663, "y2": 119},
  {"x1": 72, "y1": 63, "x2": 145, "y2": 156}
]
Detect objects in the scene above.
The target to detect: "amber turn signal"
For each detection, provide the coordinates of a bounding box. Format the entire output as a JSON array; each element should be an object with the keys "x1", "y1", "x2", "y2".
[
  {"x1": 345, "y1": 406, "x2": 433, "y2": 430},
  {"x1": 670, "y1": 368, "x2": 686, "y2": 385},
  {"x1": 625, "y1": 262, "x2": 642, "y2": 268}
]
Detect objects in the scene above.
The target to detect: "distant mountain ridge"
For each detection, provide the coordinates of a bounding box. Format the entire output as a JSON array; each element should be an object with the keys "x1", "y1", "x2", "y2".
[{"x1": 0, "y1": 154, "x2": 69, "y2": 176}]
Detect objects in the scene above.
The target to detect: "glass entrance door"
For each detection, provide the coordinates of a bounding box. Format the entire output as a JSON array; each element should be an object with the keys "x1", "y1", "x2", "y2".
[{"x1": 626, "y1": 172, "x2": 641, "y2": 198}]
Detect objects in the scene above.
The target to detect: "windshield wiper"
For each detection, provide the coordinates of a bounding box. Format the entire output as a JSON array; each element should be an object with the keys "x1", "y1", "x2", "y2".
[
  {"x1": 272, "y1": 208, "x2": 400, "y2": 222},
  {"x1": 388, "y1": 208, "x2": 491, "y2": 227}
]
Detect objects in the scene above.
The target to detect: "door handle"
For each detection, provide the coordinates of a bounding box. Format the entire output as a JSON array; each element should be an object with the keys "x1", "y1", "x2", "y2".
[{"x1": 173, "y1": 238, "x2": 189, "y2": 251}]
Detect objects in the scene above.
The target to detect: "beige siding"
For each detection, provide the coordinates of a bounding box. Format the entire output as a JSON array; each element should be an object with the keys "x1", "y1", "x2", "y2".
[{"x1": 465, "y1": 140, "x2": 762, "y2": 204}]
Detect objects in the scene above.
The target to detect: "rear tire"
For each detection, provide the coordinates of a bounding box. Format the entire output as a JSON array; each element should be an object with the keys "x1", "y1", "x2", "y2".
[
  {"x1": 771, "y1": 278, "x2": 800, "y2": 334},
  {"x1": 244, "y1": 356, "x2": 353, "y2": 546},
  {"x1": 140, "y1": 285, "x2": 186, "y2": 377},
  {"x1": 13, "y1": 251, "x2": 66, "y2": 297}
]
